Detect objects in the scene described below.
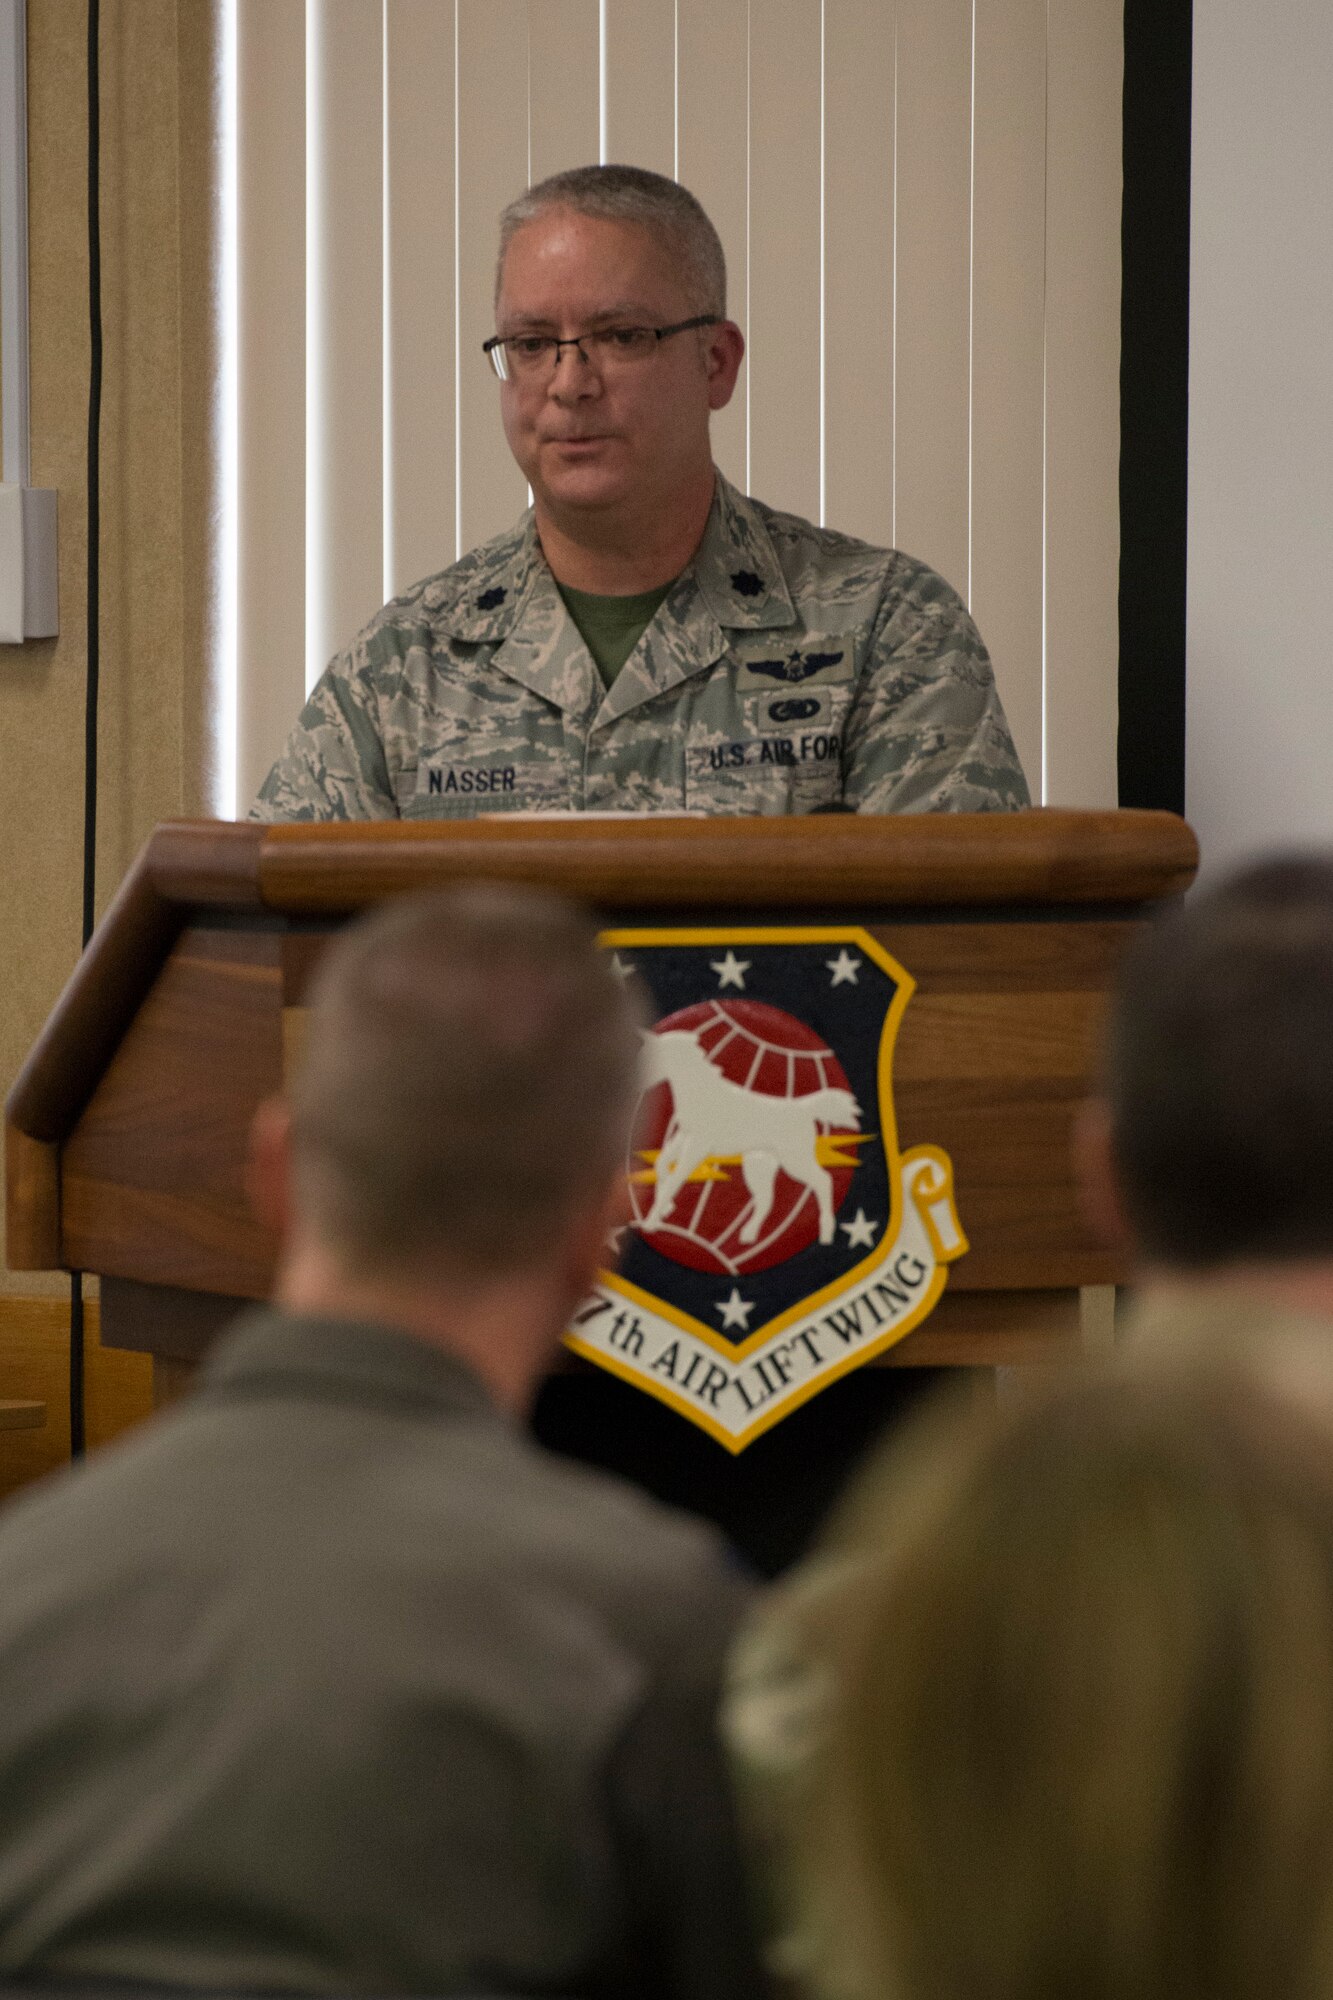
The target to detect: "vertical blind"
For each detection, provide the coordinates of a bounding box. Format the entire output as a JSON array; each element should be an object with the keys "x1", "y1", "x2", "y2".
[{"x1": 225, "y1": 0, "x2": 1123, "y2": 816}]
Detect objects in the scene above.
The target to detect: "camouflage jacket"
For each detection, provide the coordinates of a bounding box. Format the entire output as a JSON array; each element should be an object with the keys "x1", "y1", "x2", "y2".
[
  {"x1": 722, "y1": 1554, "x2": 871, "y2": 2000},
  {"x1": 251, "y1": 473, "x2": 1030, "y2": 821}
]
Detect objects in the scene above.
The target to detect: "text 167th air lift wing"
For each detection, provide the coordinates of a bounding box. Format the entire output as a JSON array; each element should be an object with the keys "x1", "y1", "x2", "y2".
[{"x1": 565, "y1": 928, "x2": 968, "y2": 1451}]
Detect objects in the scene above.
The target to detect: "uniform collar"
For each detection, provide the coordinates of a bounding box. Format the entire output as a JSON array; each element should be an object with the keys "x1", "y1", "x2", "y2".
[
  {"x1": 587, "y1": 475, "x2": 798, "y2": 726},
  {"x1": 425, "y1": 512, "x2": 542, "y2": 645},
  {"x1": 690, "y1": 472, "x2": 796, "y2": 632},
  {"x1": 423, "y1": 472, "x2": 798, "y2": 723},
  {"x1": 200, "y1": 1306, "x2": 506, "y2": 1426},
  {"x1": 424, "y1": 512, "x2": 597, "y2": 718}
]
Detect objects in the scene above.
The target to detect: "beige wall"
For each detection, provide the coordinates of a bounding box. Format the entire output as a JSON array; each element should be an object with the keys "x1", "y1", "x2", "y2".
[{"x1": 0, "y1": 0, "x2": 218, "y2": 1299}]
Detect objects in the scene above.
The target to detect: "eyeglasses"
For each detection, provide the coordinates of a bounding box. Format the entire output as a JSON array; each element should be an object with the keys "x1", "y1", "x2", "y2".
[{"x1": 483, "y1": 316, "x2": 720, "y2": 382}]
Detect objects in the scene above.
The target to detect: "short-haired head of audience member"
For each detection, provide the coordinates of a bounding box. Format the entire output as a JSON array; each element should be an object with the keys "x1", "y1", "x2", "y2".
[
  {"x1": 805, "y1": 1353, "x2": 1333, "y2": 2000},
  {"x1": 248, "y1": 882, "x2": 642, "y2": 1410},
  {"x1": 1079, "y1": 852, "x2": 1333, "y2": 1312}
]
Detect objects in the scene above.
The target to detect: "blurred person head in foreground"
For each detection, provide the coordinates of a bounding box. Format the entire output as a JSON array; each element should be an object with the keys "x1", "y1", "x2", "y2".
[
  {"x1": 784, "y1": 1347, "x2": 1333, "y2": 2000},
  {"x1": 1078, "y1": 852, "x2": 1333, "y2": 1334},
  {"x1": 252, "y1": 879, "x2": 641, "y2": 1406},
  {"x1": 0, "y1": 885, "x2": 768, "y2": 2000}
]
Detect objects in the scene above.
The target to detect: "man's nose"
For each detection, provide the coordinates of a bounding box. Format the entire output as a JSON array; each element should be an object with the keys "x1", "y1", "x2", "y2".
[{"x1": 548, "y1": 342, "x2": 601, "y2": 399}]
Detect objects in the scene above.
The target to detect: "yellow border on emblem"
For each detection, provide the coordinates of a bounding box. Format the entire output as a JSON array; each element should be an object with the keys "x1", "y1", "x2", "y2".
[
  {"x1": 588, "y1": 924, "x2": 917, "y2": 1361},
  {"x1": 564, "y1": 1222, "x2": 954, "y2": 1452}
]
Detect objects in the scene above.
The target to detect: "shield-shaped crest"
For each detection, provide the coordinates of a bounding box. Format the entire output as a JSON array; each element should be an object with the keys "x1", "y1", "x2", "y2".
[{"x1": 565, "y1": 926, "x2": 969, "y2": 1450}]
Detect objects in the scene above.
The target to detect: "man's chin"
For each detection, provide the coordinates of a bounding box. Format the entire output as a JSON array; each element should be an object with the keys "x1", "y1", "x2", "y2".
[{"x1": 534, "y1": 465, "x2": 631, "y2": 516}]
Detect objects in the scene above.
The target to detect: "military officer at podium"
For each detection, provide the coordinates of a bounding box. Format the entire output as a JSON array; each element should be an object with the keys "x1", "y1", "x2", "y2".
[{"x1": 253, "y1": 165, "x2": 1029, "y2": 823}]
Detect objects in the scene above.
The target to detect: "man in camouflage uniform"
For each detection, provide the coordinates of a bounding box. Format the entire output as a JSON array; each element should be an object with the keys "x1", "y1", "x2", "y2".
[{"x1": 254, "y1": 165, "x2": 1028, "y2": 823}]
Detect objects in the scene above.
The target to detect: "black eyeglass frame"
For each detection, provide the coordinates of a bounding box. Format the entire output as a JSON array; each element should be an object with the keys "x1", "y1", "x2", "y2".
[{"x1": 482, "y1": 315, "x2": 721, "y2": 380}]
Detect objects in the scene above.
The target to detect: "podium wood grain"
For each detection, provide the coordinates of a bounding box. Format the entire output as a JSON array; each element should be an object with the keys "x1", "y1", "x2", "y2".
[
  {"x1": 6, "y1": 812, "x2": 1197, "y2": 1379},
  {"x1": 61, "y1": 929, "x2": 283, "y2": 1297}
]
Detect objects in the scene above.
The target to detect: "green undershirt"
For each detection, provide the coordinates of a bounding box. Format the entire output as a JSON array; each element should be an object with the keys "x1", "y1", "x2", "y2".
[{"x1": 557, "y1": 579, "x2": 675, "y2": 689}]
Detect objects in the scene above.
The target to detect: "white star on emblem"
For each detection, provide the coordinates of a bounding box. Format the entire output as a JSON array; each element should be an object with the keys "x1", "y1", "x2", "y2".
[
  {"x1": 839, "y1": 1208, "x2": 879, "y2": 1250},
  {"x1": 609, "y1": 954, "x2": 636, "y2": 982},
  {"x1": 716, "y1": 1288, "x2": 757, "y2": 1330},
  {"x1": 711, "y1": 950, "x2": 751, "y2": 991},
  {"x1": 826, "y1": 949, "x2": 862, "y2": 987},
  {"x1": 604, "y1": 1225, "x2": 627, "y2": 1255}
]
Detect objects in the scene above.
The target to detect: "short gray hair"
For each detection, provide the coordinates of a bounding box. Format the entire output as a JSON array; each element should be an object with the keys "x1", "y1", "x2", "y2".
[
  {"x1": 291, "y1": 884, "x2": 642, "y2": 1279},
  {"x1": 496, "y1": 163, "x2": 727, "y2": 319}
]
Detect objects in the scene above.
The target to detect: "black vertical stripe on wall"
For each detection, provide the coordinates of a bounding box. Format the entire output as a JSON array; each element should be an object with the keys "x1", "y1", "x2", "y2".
[{"x1": 1118, "y1": 0, "x2": 1193, "y2": 814}]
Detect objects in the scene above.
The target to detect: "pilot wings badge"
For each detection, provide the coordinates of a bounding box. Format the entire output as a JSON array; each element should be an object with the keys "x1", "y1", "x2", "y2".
[{"x1": 566, "y1": 926, "x2": 968, "y2": 1451}]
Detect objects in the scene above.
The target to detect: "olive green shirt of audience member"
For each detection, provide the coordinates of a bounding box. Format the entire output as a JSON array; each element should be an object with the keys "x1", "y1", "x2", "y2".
[
  {"x1": 252, "y1": 473, "x2": 1030, "y2": 821},
  {"x1": 0, "y1": 1310, "x2": 765, "y2": 2000}
]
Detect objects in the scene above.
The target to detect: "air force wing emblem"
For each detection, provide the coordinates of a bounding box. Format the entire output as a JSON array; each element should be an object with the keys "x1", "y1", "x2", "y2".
[
  {"x1": 567, "y1": 928, "x2": 968, "y2": 1451},
  {"x1": 746, "y1": 649, "x2": 845, "y2": 684}
]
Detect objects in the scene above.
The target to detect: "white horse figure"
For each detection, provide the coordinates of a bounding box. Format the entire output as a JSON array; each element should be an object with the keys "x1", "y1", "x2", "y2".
[{"x1": 639, "y1": 1028, "x2": 861, "y2": 1246}]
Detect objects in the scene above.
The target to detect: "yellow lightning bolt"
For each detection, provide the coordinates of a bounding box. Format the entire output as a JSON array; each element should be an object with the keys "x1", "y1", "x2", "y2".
[{"x1": 630, "y1": 1132, "x2": 877, "y2": 1186}]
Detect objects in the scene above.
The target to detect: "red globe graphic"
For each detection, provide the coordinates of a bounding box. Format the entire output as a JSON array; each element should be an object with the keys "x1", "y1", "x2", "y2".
[{"x1": 630, "y1": 998, "x2": 861, "y2": 1275}]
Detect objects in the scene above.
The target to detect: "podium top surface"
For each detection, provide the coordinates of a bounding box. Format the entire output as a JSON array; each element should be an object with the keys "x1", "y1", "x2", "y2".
[
  {"x1": 154, "y1": 808, "x2": 1196, "y2": 914},
  {"x1": 7, "y1": 810, "x2": 1196, "y2": 1148}
]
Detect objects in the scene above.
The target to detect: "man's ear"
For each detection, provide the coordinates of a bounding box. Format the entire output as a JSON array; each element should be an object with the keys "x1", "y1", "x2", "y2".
[
  {"x1": 563, "y1": 1167, "x2": 635, "y2": 1302},
  {"x1": 1072, "y1": 1097, "x2": 1135, "y2": 1260},
  {"x1": 705, "y1": 320, "x2": 746, "y2": 411},
  {"x1": 246, "y1": 1096, "x2": 294, "y2": 1244}
]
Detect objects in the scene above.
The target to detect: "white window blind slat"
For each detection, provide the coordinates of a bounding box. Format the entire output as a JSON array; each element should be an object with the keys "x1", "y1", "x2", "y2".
[
  {"x1": 603, "y1": 0, "x2": 676, "y2": 179},
  {"x1": 385, "y1": 1, "x2": 458, "y2": 601},
  {"x1": 969, "y1": 0, "x2": 1047, "y2": 793},
  {"x1": 748, "y1": 0, "x2": 822, "y2": 525},
  {"x1": 306, "y1": 0, "x2": 384, "y2": 692},
  {"x1": 823, "y1": 0, "x2": 896, "y2": 548},
  {"x1": 892, "y1": 0, "x2": 973, "y2": 600},
  {"x1": 676, "y1": 0, "x2": 748, "y2": 492},
  {"x1": 528, "y1": 0, "x2": 600, "y2": 186},
  {"x1": 456, "y1": 0, "x2": 529, "y2": 554}
]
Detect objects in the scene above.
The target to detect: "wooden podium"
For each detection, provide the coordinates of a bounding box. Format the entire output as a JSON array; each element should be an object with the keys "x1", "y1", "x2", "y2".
[{"x1": 7, "y1": 810, "x2": 1195, "y2": 1400}]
